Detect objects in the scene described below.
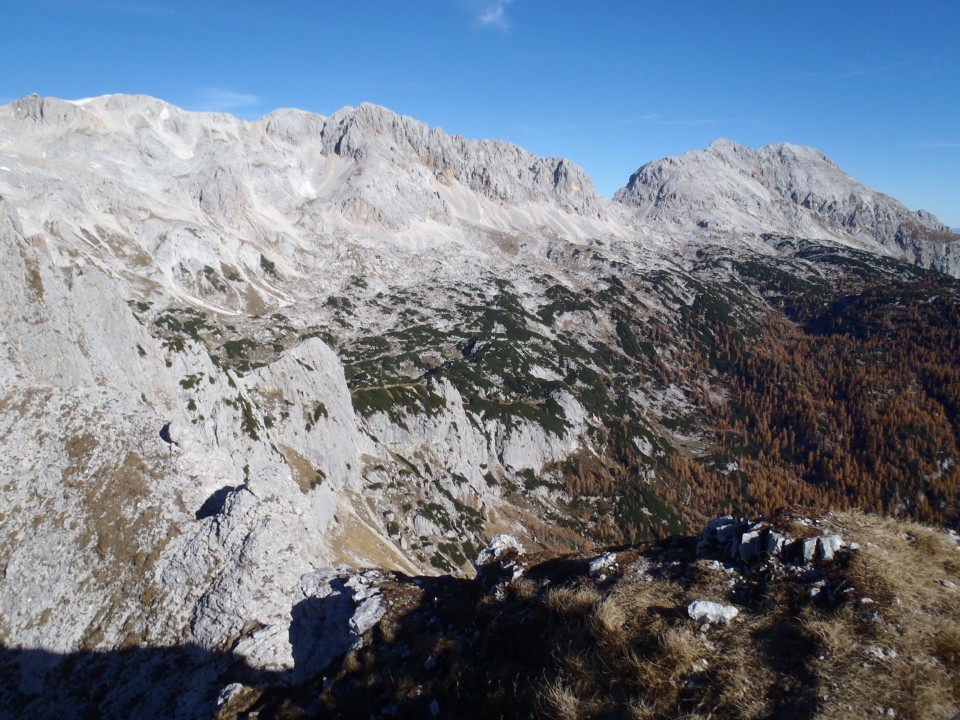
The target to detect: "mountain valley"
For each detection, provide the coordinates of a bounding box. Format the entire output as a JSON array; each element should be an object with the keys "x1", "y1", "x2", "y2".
[{"x1": 0, "y1": 94, "x2": 958, "y2": 718}]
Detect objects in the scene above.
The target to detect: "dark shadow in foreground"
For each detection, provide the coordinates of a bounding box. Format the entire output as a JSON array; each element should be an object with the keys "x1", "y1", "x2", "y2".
[{"x1": 0, "y1": 642, "x2": 285, "y2": 720}]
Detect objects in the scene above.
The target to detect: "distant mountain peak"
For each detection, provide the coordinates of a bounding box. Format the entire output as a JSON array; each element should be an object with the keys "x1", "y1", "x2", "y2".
[
  {"x1": 1, "y1": 94, "x2": 955, "y2": 273},
  {"x1": 614, "y1": 138, "x2": 957, "y2": 274}
]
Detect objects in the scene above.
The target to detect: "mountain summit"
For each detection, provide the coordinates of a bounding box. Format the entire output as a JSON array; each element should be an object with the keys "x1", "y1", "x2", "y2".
[{"x1": 614, "y1": 138, "x2": 958, "y2": 274}]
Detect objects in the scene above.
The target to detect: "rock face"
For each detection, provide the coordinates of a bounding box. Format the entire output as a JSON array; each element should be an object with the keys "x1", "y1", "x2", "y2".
[
  {"x1": 0, "y1": 94, "x2": 621, "y2": 717},
  {"x1": 290, "y1": 568, "x2": 386, "y2": 682},
  {"x1": 315, "y1": 103, "x2": 605, "y2": 224},
  {"x1": 615, "y1": 139, "x2": 959, "y2": 276}
]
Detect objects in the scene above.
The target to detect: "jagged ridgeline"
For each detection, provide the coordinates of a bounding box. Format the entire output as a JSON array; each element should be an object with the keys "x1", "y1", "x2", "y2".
[{"x1": 1, "y1": 94, "x2": 959, "y2": 718}]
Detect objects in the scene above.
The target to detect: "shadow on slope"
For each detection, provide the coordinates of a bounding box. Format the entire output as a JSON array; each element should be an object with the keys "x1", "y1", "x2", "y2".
[{"x1": 0, "y1": 642, "x2": 287, "y2": 720}]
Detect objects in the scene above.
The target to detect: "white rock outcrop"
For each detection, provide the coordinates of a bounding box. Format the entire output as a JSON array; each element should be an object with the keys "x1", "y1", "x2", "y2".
[
  {"x1": 687, "y1": 600, "x2": 739, "y2": 625},
  {"x1": 475, "y1": 534, "x2": 525, "y2": 569}
]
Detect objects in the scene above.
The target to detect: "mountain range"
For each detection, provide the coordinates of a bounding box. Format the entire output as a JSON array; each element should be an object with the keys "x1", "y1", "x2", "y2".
[{"x1": 0, "y1": 94, "x2": 958, "y2": 718}]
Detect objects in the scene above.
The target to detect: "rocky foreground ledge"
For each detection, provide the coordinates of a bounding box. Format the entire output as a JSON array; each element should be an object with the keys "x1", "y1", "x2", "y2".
[
  {"x1": 3, "y1": 511, "x2": 956, "y2": 719},
  {"x1": 210, "y1": 512, "x2": 959, "y2": 720}
]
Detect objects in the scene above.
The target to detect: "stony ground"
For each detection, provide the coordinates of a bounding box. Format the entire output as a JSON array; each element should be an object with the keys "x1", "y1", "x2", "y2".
[{"x1": 216, "y1": 512, "x2": 960, "y2": 720}]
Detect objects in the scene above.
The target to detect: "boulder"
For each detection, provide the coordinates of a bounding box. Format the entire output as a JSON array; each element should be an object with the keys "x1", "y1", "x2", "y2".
[
  {"x1": 817, "y1": 535, "x2": 844, "y2": 561},
  {"x1": 588, "y1": 551, "x2": 617, "y2": 576},
  {"x1": 687, "y1": 600, "x2": 739, "y2": 625},
  {"x1": 796, "y1": 537, "x2": 818, "y2": 563},
  {"x1": 474, "y1": 534, "x2": 525, "y2": 591},
  {"x1": 696, "y1": 516, "x2": 741, "y2": 557},
  {"x1": 474, "y1": 534, "x2": 524, "y2": 569}
]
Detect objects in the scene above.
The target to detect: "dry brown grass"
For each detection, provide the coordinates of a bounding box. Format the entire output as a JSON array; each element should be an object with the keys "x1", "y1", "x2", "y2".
[
  {"x1": 513, "y1": 576, "x2": 542, "y2": 600},
  {"x1": 543, "y1": 575, "x2": 707, "y2": 719},
  {"x1": 540, "y1": 680, "x2": 587, "y2": 720},
  {"x1": 539, "y1": 512, "x2": 960, "y2": 720},
  {"x1": 806, "y1": 512, "x2": 960, "y2": 720},
  {"x1": 241, "y1": 512, "x2": 959, "y2": 720},
  {"x1": 546, "y1": 585, "x2": 601, "y2": 616},
  {"x1": 277, "y1": 443, "x2": 322, "y2": 494}
]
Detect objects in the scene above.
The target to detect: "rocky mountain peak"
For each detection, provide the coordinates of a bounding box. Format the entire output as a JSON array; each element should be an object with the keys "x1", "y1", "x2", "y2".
[
  {"x1": 703, "y1": 137, "x2": 755, "y2": 161},
  {"x1": 614, "y1": 138, "x2": 958, "y2": 275},
  {"x1": 761, "y1": 140, "x2": 837, "y2": 167},
  {"x1": 319, "y1": 101, "x2": 603, "y2": 218},
  {"x1": 7, "y1": 93, "x2": 85, "y2": 126},
  {"x1": 259, "y1": 107, "x2": 327, "y2": 144}
]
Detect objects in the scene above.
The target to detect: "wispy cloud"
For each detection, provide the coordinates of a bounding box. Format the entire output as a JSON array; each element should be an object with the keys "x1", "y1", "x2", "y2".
[
  {"x1": 838, "y1": 67, "x2": 870, "y2": 80},
  {"x1": 793, "y1": 59, "x2": 933, "y2": 83},
  {"x1": 10, "y1": 0, "x2": 173, "y2": 17},
  {"x1": 478, "y1": 0, "x2": 514, "y2": 28},
  {"x1": 192, "y1": 88, "x2": 261, "y2": 113},
  {"x1": 625, "y1": 114, "x2": 717, "y2": 127},
  {"x1": 96, "y1": 1, "x2": 172, "y2": 17},
  {"x1": 914, "y1": 141, "x2": 960, "y2": 150},
  {"x1": 837, "y1": 58, "x2": 933, "y2": 81},
  {"x1": 446, "y1": 0, "x2": 516, "y2": 30}
]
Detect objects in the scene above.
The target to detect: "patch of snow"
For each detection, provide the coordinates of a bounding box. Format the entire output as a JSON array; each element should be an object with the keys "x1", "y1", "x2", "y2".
[{"x1": 66, "y1": 95, "x2": 114, "y2": 106}]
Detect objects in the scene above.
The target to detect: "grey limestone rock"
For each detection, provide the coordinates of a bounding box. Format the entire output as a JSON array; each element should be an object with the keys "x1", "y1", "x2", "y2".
[
  {"x1": 475, "y1": 534, "x2": 524, "y2": 570},
  {"x1": 321, "y1": 103, "x2": 604, "y2": 220},
  {"x1": 615, "y1": 139, "x2": 959, "y2": 277},
  {"x1": 589, "y1": 551, "x2": 618, "y2": 576},
  {"x1": 799, "y1": 538, "x2": 819, "y2": 563},
  {"x1": 290, "y1": 569, "x2": 386, "y2": 683},
  {"x1": 687, "y1": 600, "x2": 739, "y2": 625},
  {"x1": 817, "y1": 535, "x2": 844, "y2": 561}
]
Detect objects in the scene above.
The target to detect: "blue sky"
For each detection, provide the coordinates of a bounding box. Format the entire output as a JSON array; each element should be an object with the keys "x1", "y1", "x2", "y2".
[{"x1": 3, "y1": 0, "x2": 958, "y2": 225}]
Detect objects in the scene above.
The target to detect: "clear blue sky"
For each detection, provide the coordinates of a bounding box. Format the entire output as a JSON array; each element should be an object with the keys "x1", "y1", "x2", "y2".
[{"x1": 3, "y1": 0, "x2": 958, "y2": 226}]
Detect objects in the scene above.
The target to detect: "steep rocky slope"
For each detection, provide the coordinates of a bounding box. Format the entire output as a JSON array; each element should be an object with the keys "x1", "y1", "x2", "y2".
[
  {"x1": 615, "y1": 139, "x2": 960, "y2": 275},
  {"x1": 0, "y1": 94, "x2": 958, "y2": 717}
]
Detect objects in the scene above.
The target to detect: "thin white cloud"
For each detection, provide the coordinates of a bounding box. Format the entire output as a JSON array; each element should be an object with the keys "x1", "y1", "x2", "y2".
[
  {"x1": 839, "y1": 67, "x2": 869, "y2": 80},
  {"x1": 97, "y1": 2, "x2": 172, "y2": 17},
  {"x1": 638, "y1": 113, "x2": 662, "y2": 122},
  {"x1": 625, "y1": 114, "x2": 717, "y2": 127},
  {"x1": 914, "y1": 141, "x2": 960, "y2": 149},
  {"x1": 837, "y1": 58, "x2": 929, "y2": 81},
  {"x1": 478, "y1": 0, "x2": 514, "y2": 29},
  {"x1": 10, "y1": 0, "x2": 173, "y2": 17},
  {"x1": 447, "y1": 0, "x2": 515, "y2": 29},
  {"x1": 193, "y1": 88, "x2": 261, "y2": 113}
]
